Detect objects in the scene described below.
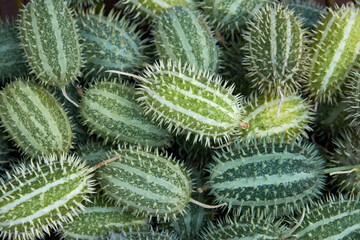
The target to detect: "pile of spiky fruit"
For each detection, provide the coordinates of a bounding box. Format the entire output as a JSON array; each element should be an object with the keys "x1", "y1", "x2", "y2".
[{"x1": 1, "y1": 0, "x2": 360, "y2": 239}]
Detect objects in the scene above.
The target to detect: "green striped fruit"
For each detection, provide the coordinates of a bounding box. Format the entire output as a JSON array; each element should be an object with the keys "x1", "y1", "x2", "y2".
[
  {"x1": 67, "y1": 0, "x2": 101, "y2": 7},
  {"x1": 305, "y1": 6, "x2": 360, "y2": 104},
  {"x1": 77, "y1": 7, "x2": 150, "y2": 79},
  {"x1": 19, "y1": 0, "x2": 83, "y2": 87},
  {"x1": 0, "y1": 80, "x2": 73, "y2": 158},
  {"x1": 242, "y1": 4, "x2": 307, "y2": 97},
  {"x1": 75, "y1": 141, "x2": 114, "y2": 167},
  {"x1": 199, "y1": 0, "x2": 269, "y2": 37},
  {"x1": 328, "y1": 128, "x2": 360, "y2": 194},
  {"x1": 97, "y1": 146, "x2": 192, "y2": 220},
  {"x1": 110, "y1": 227, "x2": 179, "y2": 240},
  {"x1": 290, "y1": 194, "x2": 360, "y2": 239},
  {"x1": 240, "y1": 93, "x2": 313, "y2": 141},
  {"x1": 0, "y1": 154, "x2": 95, "y2": 240},
  {"x1": 200, "y1": 216, "x2": 287, "y2": 240},
  {"x1": 79, "y1": 79, "x2": 172, "y2": 147},
  {"x1": 207, "y1": 137, "x2": 326, "y2": 218},
  {"x1": 136, "y1": 60, "x2": 244, "y2": 147},
  {"x1": 345, "y1": 71, "x2": 360, "y2": 135},
  {"x1": 0, "y1": 19, "x2": 28, "y2": 82},
  {"x1": 154, "y1": 6, "x2": 218, "y2": 72},
  {"x1": 0, "y1": 129, "x2": 11, "y2": 165},
  {"x1": 60, "y1": 197, "x2": 148, "y2": 239}
]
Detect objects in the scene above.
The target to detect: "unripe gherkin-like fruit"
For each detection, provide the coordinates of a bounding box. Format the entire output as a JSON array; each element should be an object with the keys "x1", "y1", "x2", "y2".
[
  {"x1": 60, "y1": 196, "x2": 148, "y2": 240},
  {"x1": 242, "y1": 4, "x2": 307, "y2": 96},
  {"x1": 97, "y1": 146, "x2": 192, "y2": 220},
  {"x1": 19, "y1": 0, "x2": 83, "y2": 87},
  {"x1": 67, "y1": 0, "x2": 101, "y2": 7},
  {"x1": 154, "y1": 6, "x2": 219, "y2": 72},
  {"x1": 80, "y1": 79, "x2": 172, "y2": 147},
  {"x1": 345, "y1": 71, "x2": 360, "y2": 135},
  {"x1": 199, "y1": 0, "x2": 269, "y2": 37},
  {"x1": 136, "y1": 60, "x2": 244, "y2": 147},
  {"x1": 110, "y1": 227, "x2": 178, "y2": 240},
  {"x1": 77, "y1": 7, "x2": 150, "y2": 79},
  {"x1": 207, "y1": 136, "x2": 326, "y2": 218},
  {"x1": 0, "y1": 80, "x2": 73, "y2": 158},
  {"x1": 290, "y1": 194, "x2": 360, "y2": 239},
  {"x1": 240, "y1": 93, "x2": 313, "y2": 141},
  {"x1": 75, "y1": 141, "x2": 114, "y2": 167},
  {"x1": 0, "y1": 20, "x2": 28, "y2": 82},
  {"x1": 305, "y1": 6, "x2": 360, "y2": 104},
  {"x1": 0, "y1": 154, "x2": 95, "y2": 240}
]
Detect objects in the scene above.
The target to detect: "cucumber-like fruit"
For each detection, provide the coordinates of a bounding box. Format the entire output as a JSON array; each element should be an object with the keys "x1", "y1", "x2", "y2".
[
  {"x1": 67, "y1": 0, "x2": 101, "y2": 7},
  {"x1": 345, "y1": 71, "x2": 360, "y2": 135},
  {"x1": 19, "y1": 0, "x2": 83, "y2": 87},
  {"x1": 77, "y1": 7, "x2": 150, "y2": 79},
  {"x1": 0, "y1": 154, "x2": 95, "y2": 240},
  {"x1": 109, "y1": 227, "x2": 179, "y2": 240},
  {"x1": 135, "y1": 60, "x2": 244, "y2": 147},
  {"x1": 75, "y1": 141, "x2": 114, "y2": 167},
  {"x1": 207, "y1": 136, "x2": 326, "y2": 218},
  {"x1": 97, "y1": 146, "x2": 192, "y2": 220},
  {"x1": 242, "y1": 4, "x2": 307, "y2": 97},
  {"x1": 0, "y1": 80, "x2": 73, "y2": 158},
  {"x1": 154, "y1": 6, "x2": 218, "y2": 72},
  {"x1": 79, "y1": 79, "x2": 172, "y2": 147}
]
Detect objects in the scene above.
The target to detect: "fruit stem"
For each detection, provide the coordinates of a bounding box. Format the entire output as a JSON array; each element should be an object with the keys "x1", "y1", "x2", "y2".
[
  {"x1": 105, "y1": 70, "x2": 144, "y2": 82},
  {"x1": 87, "y1": 156, "x2": 120, "y2": 173},
  {"x1": 276, "y1": 86, "x2": 284, "y2": 119},
  {"x1": 189, "y1": 198, "x2": 227, "y2": 209},
  {"x1": 320, "y1": 165, "x2": 360, "y2": 175},
  {"x1": 61, "y1": 87, "x2": 79, "y2": 108},
  {"x1": 281, "y1": 208, "x2": 306, "y2": 239},
  {"x1": 197, "y1": 184, "x2": 209, "y2": 193}
]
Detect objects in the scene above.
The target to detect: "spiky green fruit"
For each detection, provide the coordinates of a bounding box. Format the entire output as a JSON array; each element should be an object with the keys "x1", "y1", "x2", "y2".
[
  {"x1": 110, "y1": 227, "x2": 178, "y2": 240},
  {"x1": 60, "y1": 197, "x2": 148, "y2": 240},
  {"x1": 97, "y1": 146, "x2": 192, "y2": 220},
  {"x1": 0, "y1": 154, "x2": 95, "y2": 240},
  {"x1": 80, "y1": 79, "x2": 172, "y2": 147},
  {"x1": 75, "y1": 141, "x2": 114, "y2": 167},
  {"x1": 0, "y1": 129, "x2": 12, "y2": 165},
  {"x1": 67, "y1": 0, "x2": 101, "y2": 7},
  {"x1": 242, "y1": 4, "x2": 307, "y2": 96},
  {"x1": 282, "y1": 0, "x2": 325, "y2": 30},
  {"x1": 19, "y1": 0, "x2": 83, "y2": 87},
  {"x1": 305, "y1": 6, "x2": 360, "y2": 104},
  {"x1": 199, "y1": 0, "x2": 269, "y2": 37},
  {"x1": 207, "y1": 137, "x2": 326, "y2": 218},
  {"x1": 0, "y1": 80, "x2": 73, "y2": 158},
  {"x1": 290, "y1": 194, "x2": 360, "y2": 239},
  {"x1": 136, "y1": 61, "x2": 244, "y2": 147},
  {"x1": 0, "y1": 20, "x2": 28, "y2": 81},
  {"x1": 200, "y1": 216, "x2": 287, "y2": 240},
  {"x1": 345, "y1": 71, "x2": 360, "y2": 135},
  {"x1": 154, "y1": 6, "x2": 218, "y2": 72},
  {"x1": 240, "y1": 93, "x2": 313, "y2": 141},
  {"x1": 77, "y1": 7, "x2": 150, "y2": 79}
]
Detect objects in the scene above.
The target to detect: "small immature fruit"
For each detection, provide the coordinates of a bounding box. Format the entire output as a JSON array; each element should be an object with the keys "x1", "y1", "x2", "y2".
[
  {"x1": 136, "y1": 60, "x2": 244, "y2": 147},
  {"x1": 75, "y1": 141, "x2": 114, "y2": 167},
  {"x1": 60, "y1": 197, "x2": 148, "y2": 239},
  {"x1": 0, "y1": 154, "x2": 95, "y2": 240},
  {"x1": 97, "y1": 146, "x2": 192, "y2": 220},
  {"x1": 290, "y1": 194, "x2": 360, "y2": 239},
  {"x1": 154, "y1": 6, "x2": 219, "y2": 72},
  {"x1": 0, "y1": 20, "x2": 28, "y2": 81},
  {"x1": 0, "y1": 80, "x2": 73, "y2": 158},
  {"x1": 207, "y1": 137, "x2": 326, "y2": 218},
  {"x1": 77, "y1": 7, "x2": 150, "y2": 79},
  {"x1": 240, "y1": 93, "x2": 313, "y2": 141},
  {"x1": 80, "y1": 79, "x2": 172, "y2": 147},
  {"x1": 242, "y1": 4, "x2": 307, "y2": 96},
  {"x1": 19, "y1": 0, "x2": 83, "y2": 87},
  {"x1": 305, "y1": 6, "x2": 360, "y2": 104}
]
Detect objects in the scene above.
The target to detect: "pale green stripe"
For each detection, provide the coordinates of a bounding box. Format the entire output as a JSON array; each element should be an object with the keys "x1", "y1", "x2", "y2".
[
  {"x1": 270, "y1": 9, "x2": 278, "y2": 77},
  {"x1": 90, "y1": 88, "x2": 137, "y2": 109},
  {"x1": 323, "y1": 223, "x2": 360, "y2": 240},
  {"x1": 223, "y1": 0, "x2": 244, "y2": 23},
  {"x1": 158, "y1": 22, "x2": 177, "y2": 60}
]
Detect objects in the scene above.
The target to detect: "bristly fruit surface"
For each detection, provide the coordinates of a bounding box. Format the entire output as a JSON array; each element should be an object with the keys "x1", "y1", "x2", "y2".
[
  {"x1": 0, "y1": 80, "x2": 73, "y2": 158},
  {"x1": 0, "y1": 154, "x2": 95, "y2": 240},
  {"x1": 345, "y1": 71, "x2": 360, "y2": 135},
  {"x1": 207, "y1": 136, "x2": 326, "y2": 218},
  {"x1": 19, "y1": 0, "x2": 83, "y2": 87},
  {"x1": 136, "y1": 60, "x2": 244, "y2": 147},
  {"x1": 154, "y1": 6, "x2": 219, "y2": 72}
]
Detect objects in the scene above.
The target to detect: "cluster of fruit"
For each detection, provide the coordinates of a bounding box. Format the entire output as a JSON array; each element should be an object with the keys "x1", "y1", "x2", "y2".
[{"x1": 1, "y1": 0, "x2": 360, "y2": 239}]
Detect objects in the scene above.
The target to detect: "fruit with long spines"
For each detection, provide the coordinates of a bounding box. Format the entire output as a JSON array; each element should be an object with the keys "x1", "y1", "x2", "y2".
[
  {"x1": 18, "y1": 0, "x2": 83, "y2": 87},
  {"x1": 0, "y1": 19, "x2": 28, "y2": 82},
  {"x1": 0, "y1": 154, "x2": 95, "y2": 240},
  {"x1": 135, "y1": 60, "x2": 245, "y2": 147},
  {"x1": 345, "y1": 71, "x2": 360, "y2": 135},
  {"x1": 76, "y1": 6, "x2": 150, "y2": 79},
  {"x1": 240, "y1": 92, "x2": 313, "y2": 141},
  {"x1": 75, "y1": 141, "x2": 114, "y2": 167},
  {"x1": 79, "y1": 78, "x2": 172, "y2": 147},
  {"x1": 304, "y1": 6, "x2": 360, "y2": 104},
  {"x1": 154, "y1": 6, "x2": 219, "y2": 73},
  {"x1": 109, "y1": 226, "x2": 179, "y2": 240},
  {"x1": 242, "y1": 4, "x2": 307, "y2": 97},
  {"x1": 0, "y1": 80, "x2": 73, "y2": 158},
  {"x1": 97, "y1": 146, "x2": 192, "y2": 221},
  {"x1": 67, "y1": 0, "x2": 101, "y2": 7},
  {"x1": 207, "y1": 136, "x2": 326, "y2": 218}
]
